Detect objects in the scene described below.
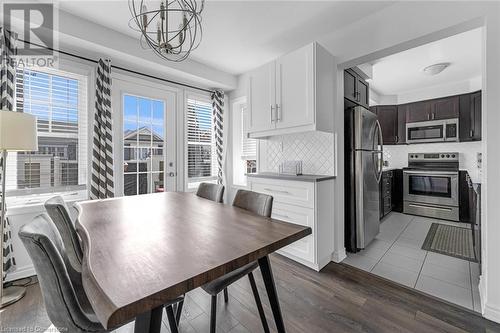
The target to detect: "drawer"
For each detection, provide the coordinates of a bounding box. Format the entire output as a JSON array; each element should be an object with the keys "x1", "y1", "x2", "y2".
[
  {"x1": 382, "y1": 179, "x2": 392, "y2": 194},
  {"x1": 383, "y1": 197, "x2": 392, "y2": 215},
  {"x1": 272, "y1": 202, "x2": 315, "y2": 263},
  {"x1": 249, "y1": 178, "x2": 315, "y2": 209}
]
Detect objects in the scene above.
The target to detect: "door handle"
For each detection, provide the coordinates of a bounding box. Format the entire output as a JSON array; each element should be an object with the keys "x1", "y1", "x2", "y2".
[
  {"x1": 270, "y1": 104, "x2": 275, "y2": 123},
  {"x1": 427, "y1": 113, "x2": 430, "y2": 120},
  {"x1": 432, "y1": 113, "x2": 435, "y2": 120},
  {"x1": 276, "y1": 104, "x2": 281, "y2": 121},
  {"x1": 470, "y1": 129, "x2": 474, "y2": 138}
]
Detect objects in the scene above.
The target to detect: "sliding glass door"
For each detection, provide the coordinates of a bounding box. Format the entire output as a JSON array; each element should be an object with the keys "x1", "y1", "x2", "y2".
[{"x1": 113, "y1": 78, "x2": 177, "y2": 196}]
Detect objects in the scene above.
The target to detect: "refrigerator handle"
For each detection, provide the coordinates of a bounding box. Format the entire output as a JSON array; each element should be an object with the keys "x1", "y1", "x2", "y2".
[{"x1": 372, "y1": 120, "x2": 383, "y2": 183}]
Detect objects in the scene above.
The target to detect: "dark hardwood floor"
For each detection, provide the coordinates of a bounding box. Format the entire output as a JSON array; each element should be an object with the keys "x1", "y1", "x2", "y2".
[{"x1": 1, "y1": 254, "x2": 499, "y2": 333}]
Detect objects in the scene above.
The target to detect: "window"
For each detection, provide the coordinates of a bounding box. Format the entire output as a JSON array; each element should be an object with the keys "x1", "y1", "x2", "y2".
[
  {"x1": 232, "y1": 101, "x2": 257, "y2": 187},
  {"x1": 186, "y1": 96, "x2": 216, "y2": 188},
  {"x1": 123, "y1": 94, "x2": 165, "y2": 196},
  {"x1": 6, "y1": 67, "x2": 88, "y2": 196}
]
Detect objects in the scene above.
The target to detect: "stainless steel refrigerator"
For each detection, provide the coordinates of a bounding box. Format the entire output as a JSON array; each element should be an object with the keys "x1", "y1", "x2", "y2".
[{"x1": 345, "y1": 106, "x2": 383, "y2": 252}]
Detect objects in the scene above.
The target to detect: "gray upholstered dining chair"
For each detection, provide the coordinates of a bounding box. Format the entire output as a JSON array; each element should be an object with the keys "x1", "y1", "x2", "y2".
[
  {"x1": 200, "y1": 189, "x2": 273, "y2": 333},
  {"x1": 44, "y1": 196, "x2": 83, "y2": 274},
  {"x1": 19, "y1": 213, "x2": 182, "y2": 333},
  {"x1": 196, "y1": 182, "x2": 225, "y2": 203}
]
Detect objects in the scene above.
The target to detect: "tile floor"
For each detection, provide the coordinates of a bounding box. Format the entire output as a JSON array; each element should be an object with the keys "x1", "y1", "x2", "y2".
[{"x1": 342, "y1": 212, "x2": 481, "y2": 312}]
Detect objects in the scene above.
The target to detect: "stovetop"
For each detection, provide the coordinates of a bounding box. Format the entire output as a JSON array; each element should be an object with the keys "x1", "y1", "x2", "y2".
[{"x1": 405, "y1": 152, "x2": 459, "y2": 172}]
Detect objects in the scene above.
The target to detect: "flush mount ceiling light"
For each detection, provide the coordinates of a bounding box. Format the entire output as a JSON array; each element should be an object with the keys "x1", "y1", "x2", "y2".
[
  {"x1": 128, "y1": 0, "x2": 204, "y2": 62},
  {"x1": 422, "y1": 62, "x2": 451, "y2": 76}
]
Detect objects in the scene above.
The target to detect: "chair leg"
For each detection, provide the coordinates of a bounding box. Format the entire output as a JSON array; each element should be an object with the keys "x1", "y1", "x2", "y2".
[
  {"x1": 165, "y1": 305, "x2": 179, "y2": 333},
  {"x1": 223, "y1": 287, "x2": 229, "y2": 303},
  {"x1": 175, "y1": 299, "x2": 184, "y2": 323},
  {"x1": 210, "y1": 295, "x2": 217, "y2": 333},
  {"x1": 248, "y1": 272, "x2": 270, "y2": 333}
]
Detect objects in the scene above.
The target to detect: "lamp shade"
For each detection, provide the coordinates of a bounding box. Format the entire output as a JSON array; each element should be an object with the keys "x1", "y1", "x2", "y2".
[{"x1": 0, "y1": 111, "x2": 38, "y2": 151}]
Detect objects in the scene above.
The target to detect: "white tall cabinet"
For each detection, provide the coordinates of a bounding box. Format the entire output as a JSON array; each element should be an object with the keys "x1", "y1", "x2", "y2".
[{"x1": 246, "y1": 42, "x2": 335, "y2": 138}]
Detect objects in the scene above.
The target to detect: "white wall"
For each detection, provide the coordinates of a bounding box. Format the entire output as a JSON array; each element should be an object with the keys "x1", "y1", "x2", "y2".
[
  {"x1": 384, "y1": 142, "x2": 482, "y2": 182},
  {"x1": 398, "y1": 76, "x2": 481, "y2": 104},
  {"x1": 371, "y1": 76, "x2": 481, "y2": 106}
]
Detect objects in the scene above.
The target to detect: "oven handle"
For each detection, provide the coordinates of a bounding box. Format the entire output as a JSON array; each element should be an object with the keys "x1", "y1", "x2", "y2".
[
  {"x1": 403, "y1": 170, "x2": 458, "y2": 176},
  {"x1": 408, "y1": 203, "x2": 453, "y2": 212}
]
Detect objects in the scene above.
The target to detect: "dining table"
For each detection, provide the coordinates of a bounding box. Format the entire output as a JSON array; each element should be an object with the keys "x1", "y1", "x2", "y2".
[{"x1": 75, "y1": 191, "x2": 312, "y2": 333}]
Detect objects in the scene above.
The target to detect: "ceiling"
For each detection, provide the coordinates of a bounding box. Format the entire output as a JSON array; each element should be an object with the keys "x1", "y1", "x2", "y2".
[
  {"x1": 367, "y1": 28, "x2": 483, "y2": 96},
  {"x1": 56, "y1": 1, "x2": 395, "y2": 75}
]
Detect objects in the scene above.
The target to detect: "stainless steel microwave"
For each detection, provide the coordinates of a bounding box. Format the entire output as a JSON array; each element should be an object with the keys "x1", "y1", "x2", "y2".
[{"x1": 406, "y1": 118, "x2": 459, "y2": 144}]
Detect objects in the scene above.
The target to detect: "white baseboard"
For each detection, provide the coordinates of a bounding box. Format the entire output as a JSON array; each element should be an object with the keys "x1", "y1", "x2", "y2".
[
  {"x1": 331, "y1": 247, "x2": 347, "y2": 263},
  {"x1": 5, "y1": 265, "x2": 36, "y2": 282},
  {"x1": 484, "y1": 303, "x2": 500, "y2": 323}
]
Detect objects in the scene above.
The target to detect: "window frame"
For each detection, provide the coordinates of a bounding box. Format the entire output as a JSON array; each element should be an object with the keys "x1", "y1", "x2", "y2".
[
  {"x1": 231, "y1": 97, "x2": 258, "y2": 188},
  {"x1": 184, "y1": 92, "x2": 217, "y2": 190},
  {"x1": 7, "y1": 64, "x2": 89, "y2": 198}
]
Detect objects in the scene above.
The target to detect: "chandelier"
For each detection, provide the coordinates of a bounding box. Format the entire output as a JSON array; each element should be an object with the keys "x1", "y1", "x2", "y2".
[{"x1": 129, "y1": 0, "x2": 204, "y2": 62}]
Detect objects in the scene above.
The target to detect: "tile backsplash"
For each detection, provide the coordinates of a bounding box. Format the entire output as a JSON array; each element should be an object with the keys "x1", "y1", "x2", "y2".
[
  {"x1": 259, "y1": 131, "x2": 335, "y2": 175},
  {"x1": 383, "y1": 141, "x2": 483, "y2": 182}
]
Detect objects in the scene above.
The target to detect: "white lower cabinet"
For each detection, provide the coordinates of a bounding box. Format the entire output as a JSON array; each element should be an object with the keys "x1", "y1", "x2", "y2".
[{"x1": 248, "y1": 177, "x2": 334, "y2": 271}]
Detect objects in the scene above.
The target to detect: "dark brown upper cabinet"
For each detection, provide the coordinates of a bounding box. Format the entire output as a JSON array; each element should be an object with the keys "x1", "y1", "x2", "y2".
[
  {"x1": 344, "y1": 68, "x2": 369, "y2": 109},
  {"x1": 459, "y1": 91, "x2": 482, "y2": 141},
  {"x1": 431, "y1": 96, "x2": 459, "y2": 120},
  {"x1": 406, "y1": 101, "x2": 432, "y2": 122},
  {"x1": 396, "y1": 105, "x2": 407, "y2": 144},
  {"x1": 374, "y1": 105, "x2": 398, "y2": 145}
]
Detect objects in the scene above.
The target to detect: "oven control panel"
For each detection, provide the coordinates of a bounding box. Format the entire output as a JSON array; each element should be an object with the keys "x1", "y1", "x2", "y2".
[{"x1": 408, "y1": 152, "x2": 459, "y2": 162}]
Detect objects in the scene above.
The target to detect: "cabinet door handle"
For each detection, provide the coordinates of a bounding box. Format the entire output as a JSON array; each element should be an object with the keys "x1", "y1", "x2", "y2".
[
  {"x1": 263, "y1": 188, "x2": 289, "y2": 194},
  {"x1": 395, "y1": 135, "x2": 398, "y2": 142},
  {"x1": 270, "y1": 104, "x2": 275, "y2": 123},
  {"x1": 276, "y1": 104, "x2": 281, "y2": 121},
  {"x1": 427, "y1": 113, "x2": 430, "y2": 120},
  {"x1": 273, "y1": 213, "x2": 290, "y2": 219},
  {"x1": 470, "y1": 129, "x2": 474, "y2": 138},
  {"x1": 432, "y1": 113, "x2": 435, "y2": 120}
]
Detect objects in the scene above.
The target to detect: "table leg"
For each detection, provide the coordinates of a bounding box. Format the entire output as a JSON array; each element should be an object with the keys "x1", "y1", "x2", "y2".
[
  {"x1": 258, "y1": 255, "x2": 286, "y2": 333},
  {"x1": 134, "y1": 305, "x2": 163, "y2": 333}
]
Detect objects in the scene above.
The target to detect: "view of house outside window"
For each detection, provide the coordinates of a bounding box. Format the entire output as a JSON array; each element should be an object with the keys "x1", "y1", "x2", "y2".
[
  {"x1": 6, "y1": 67, "x2": 87, "y2": 196},
  {"x1": 122, "y1": 94, "x2": 165, "y2": 196}
]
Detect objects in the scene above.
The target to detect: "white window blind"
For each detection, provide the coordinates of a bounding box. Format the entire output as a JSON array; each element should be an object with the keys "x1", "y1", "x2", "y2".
[
  {"x1": 6, "y1": 67, "x2": 88, "y2": 196},
  {"x1": 186, "y1": 97, "x2": 216, "y2": 182},
  {"x1": 241, "y1": 106, "x2": 256, "y2": 160}
]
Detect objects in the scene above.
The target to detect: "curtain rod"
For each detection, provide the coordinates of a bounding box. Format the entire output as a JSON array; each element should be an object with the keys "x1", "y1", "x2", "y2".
[{"x1": 18, "y1": 39, "x2": 215, "y2": 94}]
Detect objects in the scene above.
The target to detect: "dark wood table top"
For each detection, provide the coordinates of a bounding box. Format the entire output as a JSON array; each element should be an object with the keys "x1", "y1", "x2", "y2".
[{"x1": 76, "y1": 192, "x2": 311, "y2": 329}]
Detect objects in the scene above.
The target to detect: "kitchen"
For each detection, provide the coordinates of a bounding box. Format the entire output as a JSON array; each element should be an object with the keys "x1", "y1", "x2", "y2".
[{"x1": 343, "y1": 28, "x2": 483, "y2": 311}]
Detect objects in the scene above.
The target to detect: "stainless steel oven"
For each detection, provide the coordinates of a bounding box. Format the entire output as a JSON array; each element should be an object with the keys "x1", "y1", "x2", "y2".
[
  {"x1": 403, "y1": 153, "x2": 459, "y2": 221},
  {"x1": 406, "y1": 118, "x2": 459, "y2": 144}
]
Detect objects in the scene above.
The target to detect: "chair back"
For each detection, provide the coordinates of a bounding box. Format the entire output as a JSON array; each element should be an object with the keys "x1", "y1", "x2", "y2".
[
  {"x1": 232, "y1": 189, "x2": 273, "y2": 217},
  {"x1": 44, "y1": 196, "x2": 83, "y2": 273},
  {"x1": 18, "y1": 214, "x2": 104, "y2": 332},
  {"x1": 196, "y1": 182, "x2": 225, "y2": 203}
]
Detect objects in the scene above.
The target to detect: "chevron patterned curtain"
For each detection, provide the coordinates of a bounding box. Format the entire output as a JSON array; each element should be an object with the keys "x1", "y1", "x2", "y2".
[
  {"x1": 90, "y1": 59, "x2": 114, "y2": 199},
  {"x1": 211, "y1": 90, "x2": 224, "y2": 185},
  {"x1": 0, "y1": 27, "x2": 17, "y2": 281}
]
